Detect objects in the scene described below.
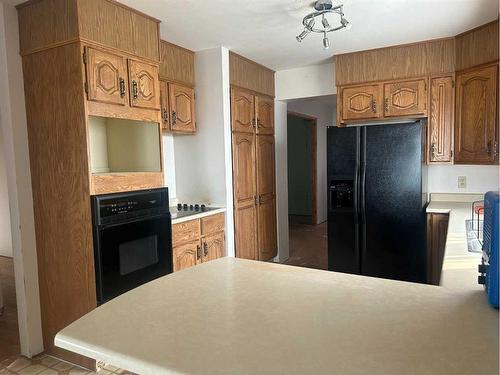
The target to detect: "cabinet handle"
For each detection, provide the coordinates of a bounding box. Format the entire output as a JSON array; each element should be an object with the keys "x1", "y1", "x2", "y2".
[
  {"x1": 119, "y1": 78, "x2": 126, "y2": 98},
  {"x1": 495, "y1": 141, "x2": 499, "y2": 158},
  {"x1": 162, "y1": 108, "x2": 169, "y2": 124},
  {"x1": 203, "y1": 242, "x2": 208, "y2": 256},
  {"x1": 132, "y1": 80, "x2": 138, "y2": 100},
  {"x1": 431, "y1": 143, "x2": 436, "y2": 159},
  {"x1": 490, "y1": 141, "x2": 499, "y2": 158},
  {"x1": 171, "y1": 111, "x2": 177, "y2": 126},
  {"x1": 371, "y1": 100, "x2": 377, "y2": 113},
  {"x1": 254, "y1": 195, "x2": 258, "y2": 206},
  {"x1": 196, "y1": 244, "x2": 201, "y2": 260},
  {"x1": 252, "y1": 118, "x2": 257, "y2": 129},
  {"x1": 384, "y1": 98, "x2": 389, "y2": 112}
]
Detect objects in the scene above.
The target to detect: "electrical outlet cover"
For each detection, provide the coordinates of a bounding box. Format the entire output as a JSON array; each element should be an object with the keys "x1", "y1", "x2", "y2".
[{"x1": 458, "y1": 176, "x2": 467, "y2": 189}]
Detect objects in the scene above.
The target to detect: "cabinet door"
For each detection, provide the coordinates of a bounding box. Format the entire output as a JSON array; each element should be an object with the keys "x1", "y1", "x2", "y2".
[
  {"x1": 173, "y1": 240, "x2": 201, "y2": 272},
  {"x1": 428, "y1": 76, "x2": 454, "y2": 163},
  {"x1": 231, "y1": 88, "x2": 255, "y2": 133},
  {"x1": 454, "y1": 65, "x2": 498, "y2": 164},
  {"x1": 341, "y1": 84, "x2": 383, "y2": 122},
  {"x1": 232, "y1": 132, "x2": 257, "y2": 260},
  {"x1": 426, "y1": 213, "x2": 449, "y2": 285},
  {"x1": 128, "y1": 59, "x2": 160, "y2": 110},
  {"x1": 256, "y1": 135, "x2": 277, "y2": 260},
  {"x1": 169, "y1": 83, "x2": 196, "y2": 133},
  {"x1": 202, "y1": 232, "x2": 225, "y2": 263},
  {"x1": 384, "y1": 79, "x2": 427, "y2": 117},
  {"x1": 85, "y1": 47, "x2": 128, "y2": 106},
  {"x1": 159, "y1": 80, "x2": 170, "y2": 131},
  {"x1": 256, "y1": 95, "x2": 274, "y2": 135}
]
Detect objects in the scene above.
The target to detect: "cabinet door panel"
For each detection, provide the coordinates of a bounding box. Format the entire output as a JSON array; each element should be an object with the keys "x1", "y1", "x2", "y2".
[
  {"x1": 455, "y1": 65, "x2": 498, "y2": 164},
  {"x1": 256, "y1": 135, "x2": 277, "y2": 260},
  {"x1": 173, "y1": 240, "x2": 201, "y2": 272},
  {"x1": 232, "y1": 133, "x2": 256, "y2": 205},
  {"x1": 384, "y1": 79, "x2": 427, "y2": 117},
  {"x1": 428, "y1": 76, "x2": 454, "y2": 163},
  {"x1": 231, "y1": 88, "x2": 255, "y2": 133},
  {"x1": 202, "y1": 232, "x2": 225, "y2": 263},
  {"x1": 256, "y1": 95, "x2": 274, "y2": 135},
  {"x1": 128, "y1": 59, "x2": 160, "y2": 110},
  {"x1": 169, "y1": 83, "x2": 196, "y2": 133},
  {"x1": 341, "y1": 84, "x2": 383, "y2": 122},
  {"x1": 86, "y1": 47, "x2": 127, "y2": 106},
  {"x1": 234, "y1": 202, "x2": 257, "y2": 260},
  {"x1": 159, "y1": 80, "x2": 170, "y2": 130},
  {"x1": 426, "y1": 213, "x2": 449, "y2": 285}
]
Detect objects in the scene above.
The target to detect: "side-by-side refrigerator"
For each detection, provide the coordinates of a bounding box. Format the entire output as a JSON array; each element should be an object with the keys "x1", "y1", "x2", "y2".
[{"x1": 327, "y1": 122, "x2": 428, "y2": 283}]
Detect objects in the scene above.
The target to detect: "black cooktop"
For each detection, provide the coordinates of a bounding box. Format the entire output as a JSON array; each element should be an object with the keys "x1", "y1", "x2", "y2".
[{"x1": 170, "y1": 203, "x2": 220, "y2": 219}]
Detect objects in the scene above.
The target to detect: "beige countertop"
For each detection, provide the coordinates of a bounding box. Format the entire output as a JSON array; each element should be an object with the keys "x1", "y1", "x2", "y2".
[
  {"x1": 170, "y1": 207, "x2": 226, "y2": 224},
  {"x1": 55, "y1": 255, "x2": 499, "y2": 374}
]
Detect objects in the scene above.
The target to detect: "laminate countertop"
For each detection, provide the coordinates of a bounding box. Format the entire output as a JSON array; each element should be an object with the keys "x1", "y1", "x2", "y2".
[
  {"x1": 170, "y1": 207, "x2": 226, "y2": 225},
  {"x1": 55, "y1": 236, "x2": 499, "y2": 374}
]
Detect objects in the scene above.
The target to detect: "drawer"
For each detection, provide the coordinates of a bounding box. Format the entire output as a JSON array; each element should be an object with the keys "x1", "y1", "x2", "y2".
[
  {"x1": 172, "y1": 219, "x2": 201, "y2": 247},
  {"x1": 201, "y1": 213, "x2": 225, "y2": 236}
]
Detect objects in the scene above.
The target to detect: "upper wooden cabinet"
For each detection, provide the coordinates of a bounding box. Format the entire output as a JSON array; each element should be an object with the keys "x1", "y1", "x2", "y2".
[
  {"x1": 231, "y1": 88, "x2": 255, "y2": 133},
  {"x1": 159, "y1": 80, "x2": 196, "y2": 133},
  {"x1": 383, "y1": 79, "x2": 427, "y2": 117},
  {"x1": 340, "y1": 84, "x2": 383, "y2": 122},
  {"x1": 169, "y1": 83, "x2": 196, "y2": 133},
  {"x1": 454, "y1": 64, "x2": 498, "y2": 164},
  {"x1": 17, "y1": 0, "x2": 160, "y2": 61},
  {"x1": 128, "y1": 60, "x2": 160, "y2": 110},
  {"x1": 256, "y1": 96, "x2": 275, "y2": 135},
  {"x1": 84, "y1": 46, "x2": 161, "y2": 116},
  {"x1": 159, "y1": 41, "x2": 195, "y2": 86},
  {"x1": 229, "y1": 52, "x2": 275, "y2": 97},
  {"x1": 85, "y1": 48, "x2": 128, "y2": 106},
  {"x1": 428, "y1": 75, "x2": 455, "y2": 163}
]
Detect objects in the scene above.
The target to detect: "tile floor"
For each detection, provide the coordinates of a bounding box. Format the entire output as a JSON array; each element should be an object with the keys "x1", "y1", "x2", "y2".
[
  {"x1": 0, "y1": 355, "x2": 134, "y2": 375},
  {"x1": 284, "y1": 222, "x2": 328, "y2": 270}
]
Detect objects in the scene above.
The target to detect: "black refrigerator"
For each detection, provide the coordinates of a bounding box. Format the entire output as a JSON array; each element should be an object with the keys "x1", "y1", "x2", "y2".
[{"x1": 327, "y1": 121, "x2": 428, "y2": 283}]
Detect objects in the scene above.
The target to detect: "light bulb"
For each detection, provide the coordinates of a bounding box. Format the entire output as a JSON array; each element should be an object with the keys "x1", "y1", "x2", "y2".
[
  {"x1": 323, "y1": 35, "x2": 330, "y2": 50},
  {"x1": 322, "y1": 14, "x2": 330, "y2": 29},
  {"x1": 306, "y1": 18, "x2": 316, "y2": 29},
  {"x1": 341, "y1": 17, "x2": 352, "y2": 30},
  {"x1": 296, "y1": 29, "x2": 309, "y2": 42}
]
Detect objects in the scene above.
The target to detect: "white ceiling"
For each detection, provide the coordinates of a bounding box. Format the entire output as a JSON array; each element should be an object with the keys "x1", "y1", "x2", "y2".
[{"x1": 5, "y1": 0, "x2": 498, "y2": 70}]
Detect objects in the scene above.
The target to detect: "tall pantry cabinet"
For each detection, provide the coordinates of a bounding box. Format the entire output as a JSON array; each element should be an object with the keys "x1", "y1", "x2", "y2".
[{"x1": 229, "y1": 53, "x2": 277, "y2": 261}]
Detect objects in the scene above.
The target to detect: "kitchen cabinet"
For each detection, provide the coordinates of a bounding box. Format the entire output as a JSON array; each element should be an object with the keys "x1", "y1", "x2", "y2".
[
  {"x1": 85, "y1": 47, "x2": 160, "y2": 112},
  {"x1": 454, "y1": 63, "x2": 499, "y2": 165},
  {"x1": 428, "y1": 75, "x2": 455, "y2": 163},
  {"x1": 427, "y1": 213, "x2": 450, "y2": 285},
  {"x1": 340, "y1": 84, "x2": 383, "y2": 122},
  {"x1": 171, "y1": 213, "x2": 226, "y2": 272},
  {"x1": 383, "y1": 79, "x2": 427, "y2": 117},
  {"x1": 159, "y1": 80, "x2": 196, "y2": 133},
  {"x1": 231, "y1": 87, "x2": 274, "y2": 135},
  {"x1": 231, "y1": 87, "x2": 277, "y2": 261}
]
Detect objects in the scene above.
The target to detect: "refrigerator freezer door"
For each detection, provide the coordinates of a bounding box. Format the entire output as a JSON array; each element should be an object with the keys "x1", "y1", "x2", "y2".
[
  {"x1": 361, "y1": 123, "x2": 426, "y2": 283},
  {"x1": 327, "y1": 126, "x2": 361, "y2": 274}
]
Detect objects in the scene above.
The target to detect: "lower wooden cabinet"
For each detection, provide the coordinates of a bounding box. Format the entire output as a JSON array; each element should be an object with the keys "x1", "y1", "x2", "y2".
[
  {"x1": 454, "y1": 63, "x2": 498, "y2": 165},
  {"x1": 172, "y1": 213, "x2": 225, "y2": 272},
  {"x1": 426, "y1": 213, "x2": 450, "y2": 285}
]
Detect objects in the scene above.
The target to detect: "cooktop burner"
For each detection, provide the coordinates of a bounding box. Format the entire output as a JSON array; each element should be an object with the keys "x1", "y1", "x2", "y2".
[{"x1": 170, "y1": 203, "x2": 220, "y2": 219}]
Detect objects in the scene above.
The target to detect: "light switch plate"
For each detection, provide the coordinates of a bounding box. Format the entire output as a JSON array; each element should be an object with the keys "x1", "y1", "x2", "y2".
[{"x1": 458, "y1": 176, "x2": 467, "y2": 189}]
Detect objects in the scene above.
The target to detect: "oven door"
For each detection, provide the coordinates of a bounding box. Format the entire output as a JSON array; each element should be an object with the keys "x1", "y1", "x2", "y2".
[{"x1": 95, "y1": 214, "x2": 172, "y2": 304}]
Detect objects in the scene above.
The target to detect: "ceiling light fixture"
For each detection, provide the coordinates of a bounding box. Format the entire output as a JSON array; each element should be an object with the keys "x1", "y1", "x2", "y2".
[{"x1": 296, "y1": 0, "x2": 351, "y2": 49}]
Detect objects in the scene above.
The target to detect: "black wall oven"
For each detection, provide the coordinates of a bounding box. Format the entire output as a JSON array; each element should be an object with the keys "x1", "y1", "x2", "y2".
[{"x1": 92, "y1": 188, "x2": 172, "y2": 305}]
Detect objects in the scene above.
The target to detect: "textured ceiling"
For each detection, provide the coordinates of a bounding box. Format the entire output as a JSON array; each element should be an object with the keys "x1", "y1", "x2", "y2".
[{"x1": 6, "y1": 0, "x2": 499, "y2": 70}]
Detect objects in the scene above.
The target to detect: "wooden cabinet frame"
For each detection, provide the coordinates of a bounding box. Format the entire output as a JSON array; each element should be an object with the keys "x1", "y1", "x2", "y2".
[{"x1": 159, "y1": 79, "x2": 196, "y2": 133}]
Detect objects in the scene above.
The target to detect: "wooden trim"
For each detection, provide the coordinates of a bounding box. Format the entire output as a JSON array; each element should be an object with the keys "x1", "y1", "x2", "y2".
[
  {"x1": 159, "y1": 77, "x2": 195, "y2": 88},
  {"x1": 287, "y1": 111, "x2": 318, "y2": 225},
  {"x1": 90, "y1": 172, "x2": 164, "y2": 195},
  {"x1": 455, "y1": 60, "x2": 500, "y2": 75},
  {"x1": 160, "y1": 39, "x2": 195, "y2": 55},
  {"x1": 455, "y1": 18, "x2": 499, "y2": 38},
  {"x1": 230, "y1": 84, "x2": 275, "y2": 99},
  {"x1": 229, "y1": 51, "x2": 275, "y2": 73},
  {"x1": 87, "y1": 101, "x2": 161, "y2": 123}
]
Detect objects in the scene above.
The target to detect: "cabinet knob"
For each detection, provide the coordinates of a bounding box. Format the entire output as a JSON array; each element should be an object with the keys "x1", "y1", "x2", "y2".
[{"x1": 119, "y1": 78, "x2": 126, "y2": 98}]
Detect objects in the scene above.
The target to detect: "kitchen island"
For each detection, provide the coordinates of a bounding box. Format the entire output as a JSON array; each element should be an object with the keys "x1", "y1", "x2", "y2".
[{"x1": 55, "y1": 256, "x2": 498, "y2": 374}]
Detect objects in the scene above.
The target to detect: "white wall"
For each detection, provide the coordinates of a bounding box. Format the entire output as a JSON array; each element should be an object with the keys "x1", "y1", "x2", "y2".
[
  {"x1": 0, "y1": 2, "x2": 44, "y2": 356},
  {"x1": 274, "y1": 100, "x2": 289, "y2": 262},
  {"x1": 0, "y1": 135, "x2": 12, "y2": 257},
  {"x1": 162, "y1": 134, "x2": 177, "y2": 200},
  {"x1": 287, "y1": 100, "x2": 334, "y2": 224},
  {"x1": 275, "y1": 62, "x2": 336, "y2": 101},
  {"x1": 173, "y1": 47, "x2": 235, "y2": 256},
  {"x1": 428, "y1": 165, "x2": 499, "y2": 194}
]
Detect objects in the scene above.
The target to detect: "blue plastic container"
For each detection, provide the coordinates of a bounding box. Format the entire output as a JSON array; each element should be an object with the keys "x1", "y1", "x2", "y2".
[{"x1": 482, "y1": 191, "x2": 499, "y2": 308}]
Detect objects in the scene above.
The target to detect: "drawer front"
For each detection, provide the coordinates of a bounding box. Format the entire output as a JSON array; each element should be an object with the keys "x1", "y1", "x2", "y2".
[
  {"x1": 201, "y1": 213, "x2": 225, "y2": 236},
  {"x1": 172, "y1": 219, "x2": 201, "y2": 247}
]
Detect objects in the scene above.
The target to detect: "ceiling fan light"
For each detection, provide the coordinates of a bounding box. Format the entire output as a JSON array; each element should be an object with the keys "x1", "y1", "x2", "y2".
[{"x1": 296, "y1": 29, "x2": 309, "y2": 42}]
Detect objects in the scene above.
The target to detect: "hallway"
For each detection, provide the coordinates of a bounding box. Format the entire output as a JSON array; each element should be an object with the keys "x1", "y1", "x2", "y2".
[{"x1": 284, "y1": 222, "x2": 328, "y2": 270}]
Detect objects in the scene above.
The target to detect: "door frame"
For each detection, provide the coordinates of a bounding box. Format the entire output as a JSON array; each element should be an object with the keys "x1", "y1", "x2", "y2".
[{"x1": 287, "y1": 111, "x2": 318, "y2": 225}]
